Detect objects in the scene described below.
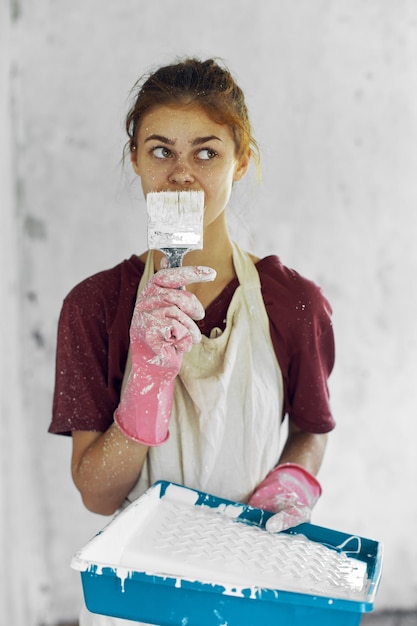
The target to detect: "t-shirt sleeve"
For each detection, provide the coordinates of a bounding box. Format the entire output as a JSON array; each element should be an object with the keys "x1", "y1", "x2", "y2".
[
  {"x1": 261, "y1": 259, "x2": 335, "y2": 434},
  {"x1": 49, "y1": 280, "x2": 121, "y2": 436},
  {"x1": 285, "y1": 285, "x2": 335, "y2": 433}
]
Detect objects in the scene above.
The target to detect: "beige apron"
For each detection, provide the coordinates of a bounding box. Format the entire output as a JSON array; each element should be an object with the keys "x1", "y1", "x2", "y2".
[
  {"x1": 129, "y1": 242, "x2": 283, "y2": 503},
  {"x1": 80, "y1": 242, "x2": 284, "y2": 626}
]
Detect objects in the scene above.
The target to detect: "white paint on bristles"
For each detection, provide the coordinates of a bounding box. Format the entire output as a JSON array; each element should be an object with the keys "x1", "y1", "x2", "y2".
[{"x1": 146, "y1": 191, "x2": 204, "y2": 249}]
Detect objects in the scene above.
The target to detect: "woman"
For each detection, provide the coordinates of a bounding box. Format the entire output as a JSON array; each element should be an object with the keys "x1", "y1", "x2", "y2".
[{"x1": 49, "y1": 58, "x2": 335, "y2": 625}]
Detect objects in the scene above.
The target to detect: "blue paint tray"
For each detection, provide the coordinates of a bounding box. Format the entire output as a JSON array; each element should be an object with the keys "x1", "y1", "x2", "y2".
[{"x1": 71, "y1": 481, "x2": 383, "y2": 625}]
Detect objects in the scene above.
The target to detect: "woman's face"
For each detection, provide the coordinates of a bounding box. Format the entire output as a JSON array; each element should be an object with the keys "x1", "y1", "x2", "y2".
[{"x1": 131, "y1": 104, "x2": 249, "y2": 228}]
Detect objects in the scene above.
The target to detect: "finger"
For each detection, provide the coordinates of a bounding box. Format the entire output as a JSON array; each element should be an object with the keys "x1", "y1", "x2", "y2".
[
  {"x1": 159, "y1": 256, "x2": 169, "y2": 270},
  {"x1": 138, "y1": 288, "x2": 206, "y2": 321},
  {"x1": 265, "y1": 512, "x2": 287, "y2": 533},
  {"x1": 265, "y1": 509, "x2": 298, "y2": 533},
  {"x1": 138, "y1": 307, "x2": 202, "y2": 347},
  {"x1": 150, "y1": 320, "x2": 195, "y2": 356},
  {"x1": 266, "y1": 505, "x2": 310, "y2": 533},
  {"x1": 153, "y1": 266, "x2": 216, "y2": 289},
  {"x1": 156, "y1": 311, "x2": 201, "y2": 347}
]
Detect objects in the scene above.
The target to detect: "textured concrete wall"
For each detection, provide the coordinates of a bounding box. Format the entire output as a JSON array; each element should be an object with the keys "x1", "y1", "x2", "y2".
[{"x1": 2, "y1": 0, "x2": 417, "y2": 623}]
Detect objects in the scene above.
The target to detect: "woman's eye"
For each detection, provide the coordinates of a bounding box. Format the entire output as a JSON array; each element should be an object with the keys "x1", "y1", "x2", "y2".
[
  {"x1": 196, "y1": 148, "x2": 217, "y2": 161},
  {"x1": 152, "y1": 146, "x2": 172, "y2": 159}
]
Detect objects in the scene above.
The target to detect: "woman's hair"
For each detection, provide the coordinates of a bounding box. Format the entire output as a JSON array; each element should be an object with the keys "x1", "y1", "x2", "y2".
[{"x1": 125, "y1": 58, "x2": 260, "y2": 168}]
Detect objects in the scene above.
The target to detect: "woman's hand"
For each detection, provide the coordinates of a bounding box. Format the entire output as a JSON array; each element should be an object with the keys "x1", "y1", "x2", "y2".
[
  {"x1": 248, "y1": 463, "x2": 322, "y2": 532},
  {"x1": 131, "y1": 265, "x2": 215, "y2": 366},
  {"x1": 249, "y1": 422, "x2": 328, "y2": 532},
  {"x1": 115, "y1": 265, "x2": 216, "y2": 445}
]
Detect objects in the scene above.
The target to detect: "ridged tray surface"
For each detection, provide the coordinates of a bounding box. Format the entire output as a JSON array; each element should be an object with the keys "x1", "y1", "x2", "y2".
[{"x1": 121, "y1": 495, "x2": 367, "y2": 598}]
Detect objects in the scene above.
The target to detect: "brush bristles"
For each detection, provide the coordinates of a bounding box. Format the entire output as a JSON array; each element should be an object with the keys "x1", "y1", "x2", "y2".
[{"x1": 147, "y1": 191, "x2": 204, "y2": 249}]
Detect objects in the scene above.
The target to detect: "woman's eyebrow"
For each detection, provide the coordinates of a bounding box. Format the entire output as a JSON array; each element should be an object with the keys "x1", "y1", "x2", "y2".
[
  {"x1": 144, "y1": 134, "x2": 175, "y2": 145},
  {"x1": 191, "y1": 135, "x2": 222, "y2": 145},
  {"x1": 144, "y1": 134, "x2": 222, "y2": 146}
]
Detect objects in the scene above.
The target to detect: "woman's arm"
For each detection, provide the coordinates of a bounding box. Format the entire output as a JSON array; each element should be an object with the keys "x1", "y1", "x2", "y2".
[
  {"x1": 69, "y1": 266, "x2": 217, "y2": 516},
  {"x1": 278, "y1": 420, "x2": 328, "y2": 475},
  {"x1": 71, "y1": 425, "x2": 148, "y2": 515}
]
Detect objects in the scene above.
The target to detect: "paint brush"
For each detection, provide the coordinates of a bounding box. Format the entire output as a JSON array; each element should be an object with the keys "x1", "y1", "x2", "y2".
[{"x1": 146, "y1": 191, "x2": 205, "y2": 268}]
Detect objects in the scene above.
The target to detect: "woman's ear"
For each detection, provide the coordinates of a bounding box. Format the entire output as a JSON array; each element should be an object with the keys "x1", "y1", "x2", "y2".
[
  {"x1": 130, "y1": 147, "x2": 141, "y2": 176},
  {"x1": 233, "y1": 149, "x2": 251, "y2": 182}
]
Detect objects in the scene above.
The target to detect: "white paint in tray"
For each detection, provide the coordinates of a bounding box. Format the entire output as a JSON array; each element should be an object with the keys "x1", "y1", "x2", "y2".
[{"x1": 71, "y1": 483, "x2": 369, "y2": 601}]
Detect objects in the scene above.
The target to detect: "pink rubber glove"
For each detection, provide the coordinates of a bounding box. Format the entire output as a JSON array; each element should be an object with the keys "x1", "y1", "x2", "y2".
[
  {"x1": 114, "y1": 265, "x2": 216, "y2": 445},
  {"x1": 248, "y1": 463, "x2": 322, "y2": 533}
]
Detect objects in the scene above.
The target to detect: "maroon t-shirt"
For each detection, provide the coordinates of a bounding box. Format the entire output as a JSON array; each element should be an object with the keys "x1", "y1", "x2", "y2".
[{"x1": 49, "y1": 254, "x2": 335, "y2": 436}]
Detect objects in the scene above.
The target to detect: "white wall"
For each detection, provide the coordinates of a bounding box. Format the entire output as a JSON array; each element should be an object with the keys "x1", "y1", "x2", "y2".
[{"x1": 2, "y1": 0, "x2": 417, "y2": 623}]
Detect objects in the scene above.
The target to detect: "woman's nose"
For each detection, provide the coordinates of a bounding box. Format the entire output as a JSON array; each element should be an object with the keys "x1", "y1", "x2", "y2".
[{"x1": 168, "y1": 160, "x2": 195, "y2": 185}]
